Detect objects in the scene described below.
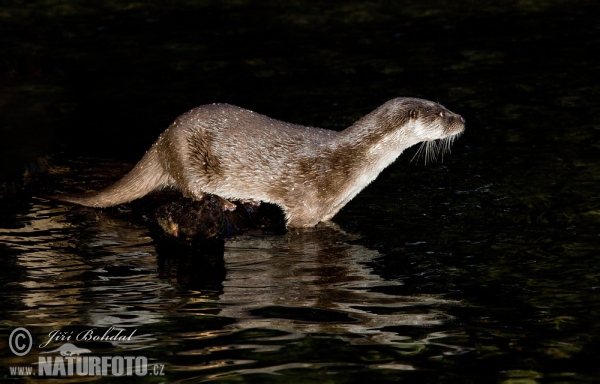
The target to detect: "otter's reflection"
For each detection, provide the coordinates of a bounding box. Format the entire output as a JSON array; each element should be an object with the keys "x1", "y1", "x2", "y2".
[
  {"x1": 159, "y1": 224, "x2": 455, "y2": 347},
  {"x1": 3, "y1": 199, "x2": 457, "y2": 372}
]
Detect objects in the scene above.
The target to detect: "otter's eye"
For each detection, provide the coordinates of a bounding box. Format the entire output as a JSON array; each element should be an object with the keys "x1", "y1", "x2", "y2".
[
  {"x1": 439, "y1": 111, "x2": 445, "y2": 118},
  {"x1": 410, "y1": 109, "x2": 418, "y2": 119}
]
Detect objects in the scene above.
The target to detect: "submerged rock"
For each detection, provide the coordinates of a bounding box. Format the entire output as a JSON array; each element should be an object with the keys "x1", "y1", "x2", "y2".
[{"x1": 153, "y1": 195, "x2": 286, "y2": 243}]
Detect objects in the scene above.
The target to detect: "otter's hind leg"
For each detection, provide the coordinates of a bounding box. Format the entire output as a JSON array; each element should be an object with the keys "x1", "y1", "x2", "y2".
[
  {"x1": 180, "y1": 188, "x2": 236, "y2": 212},
  {"x1": 215, "y1": 196, "x2": 236, "y2": 212}
]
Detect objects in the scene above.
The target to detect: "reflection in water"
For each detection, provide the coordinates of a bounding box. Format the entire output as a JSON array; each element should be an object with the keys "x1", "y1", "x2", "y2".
[
  {"x1": 1, "y1": 201, "x2": 460, "y2": 380},
  {"x1": 0, "y1": 201, "x2": 174, "y2": 352},
  {"x1": 219, "y1": 226, "x2": 454, "y2": 345}
]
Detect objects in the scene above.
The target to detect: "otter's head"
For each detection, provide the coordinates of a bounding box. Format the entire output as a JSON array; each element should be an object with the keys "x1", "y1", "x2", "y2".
[
  {"x1": 382, "y1": 98, "x2": 465, "y2": 163},
  {"x1": 385, "y1": 97, "x2": 465, "y2": 141}
]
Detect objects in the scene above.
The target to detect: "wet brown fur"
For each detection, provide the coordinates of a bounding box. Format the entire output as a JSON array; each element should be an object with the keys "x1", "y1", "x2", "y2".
[{"x1": 52, "y1": 98, "x2": 465, "y2": 227}]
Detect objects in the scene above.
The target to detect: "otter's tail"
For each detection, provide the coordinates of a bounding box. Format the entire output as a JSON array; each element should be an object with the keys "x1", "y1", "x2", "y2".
[{"x1": 51, "y1": 149, "x2": 172, "y2": 208}]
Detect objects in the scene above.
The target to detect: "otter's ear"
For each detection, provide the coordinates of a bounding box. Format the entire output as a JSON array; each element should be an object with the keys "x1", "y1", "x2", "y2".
[{"x1": 410, "y1": 109, "x2": 419, "y2": 119}]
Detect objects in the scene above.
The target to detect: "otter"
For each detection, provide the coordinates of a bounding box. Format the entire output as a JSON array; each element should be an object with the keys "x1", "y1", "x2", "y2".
[{"x1": 52, "y1": 98, "x2": 465, "y2": 227}]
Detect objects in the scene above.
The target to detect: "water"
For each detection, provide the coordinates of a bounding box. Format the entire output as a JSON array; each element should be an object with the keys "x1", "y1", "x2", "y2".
[
  {"x1": 1, "y1": 1, "x2": 600, "y2": 382},
  {"x1": 1, "y1": 203, "x2": 460, "y2": 381}
]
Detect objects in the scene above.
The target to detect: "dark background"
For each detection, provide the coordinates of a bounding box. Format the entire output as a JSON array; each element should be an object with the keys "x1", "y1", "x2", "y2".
[
  {"x1": 2, "y1": 1, "x2": 596, "y2": 182},
  {"x1": 1, "y1": 1, "x2": 600, "y2": 381}
]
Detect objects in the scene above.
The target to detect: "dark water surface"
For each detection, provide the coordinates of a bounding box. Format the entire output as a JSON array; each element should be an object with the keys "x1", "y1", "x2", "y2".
[{"x1": 1, "y1": 1, "x2": 600, "y2": 382}]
